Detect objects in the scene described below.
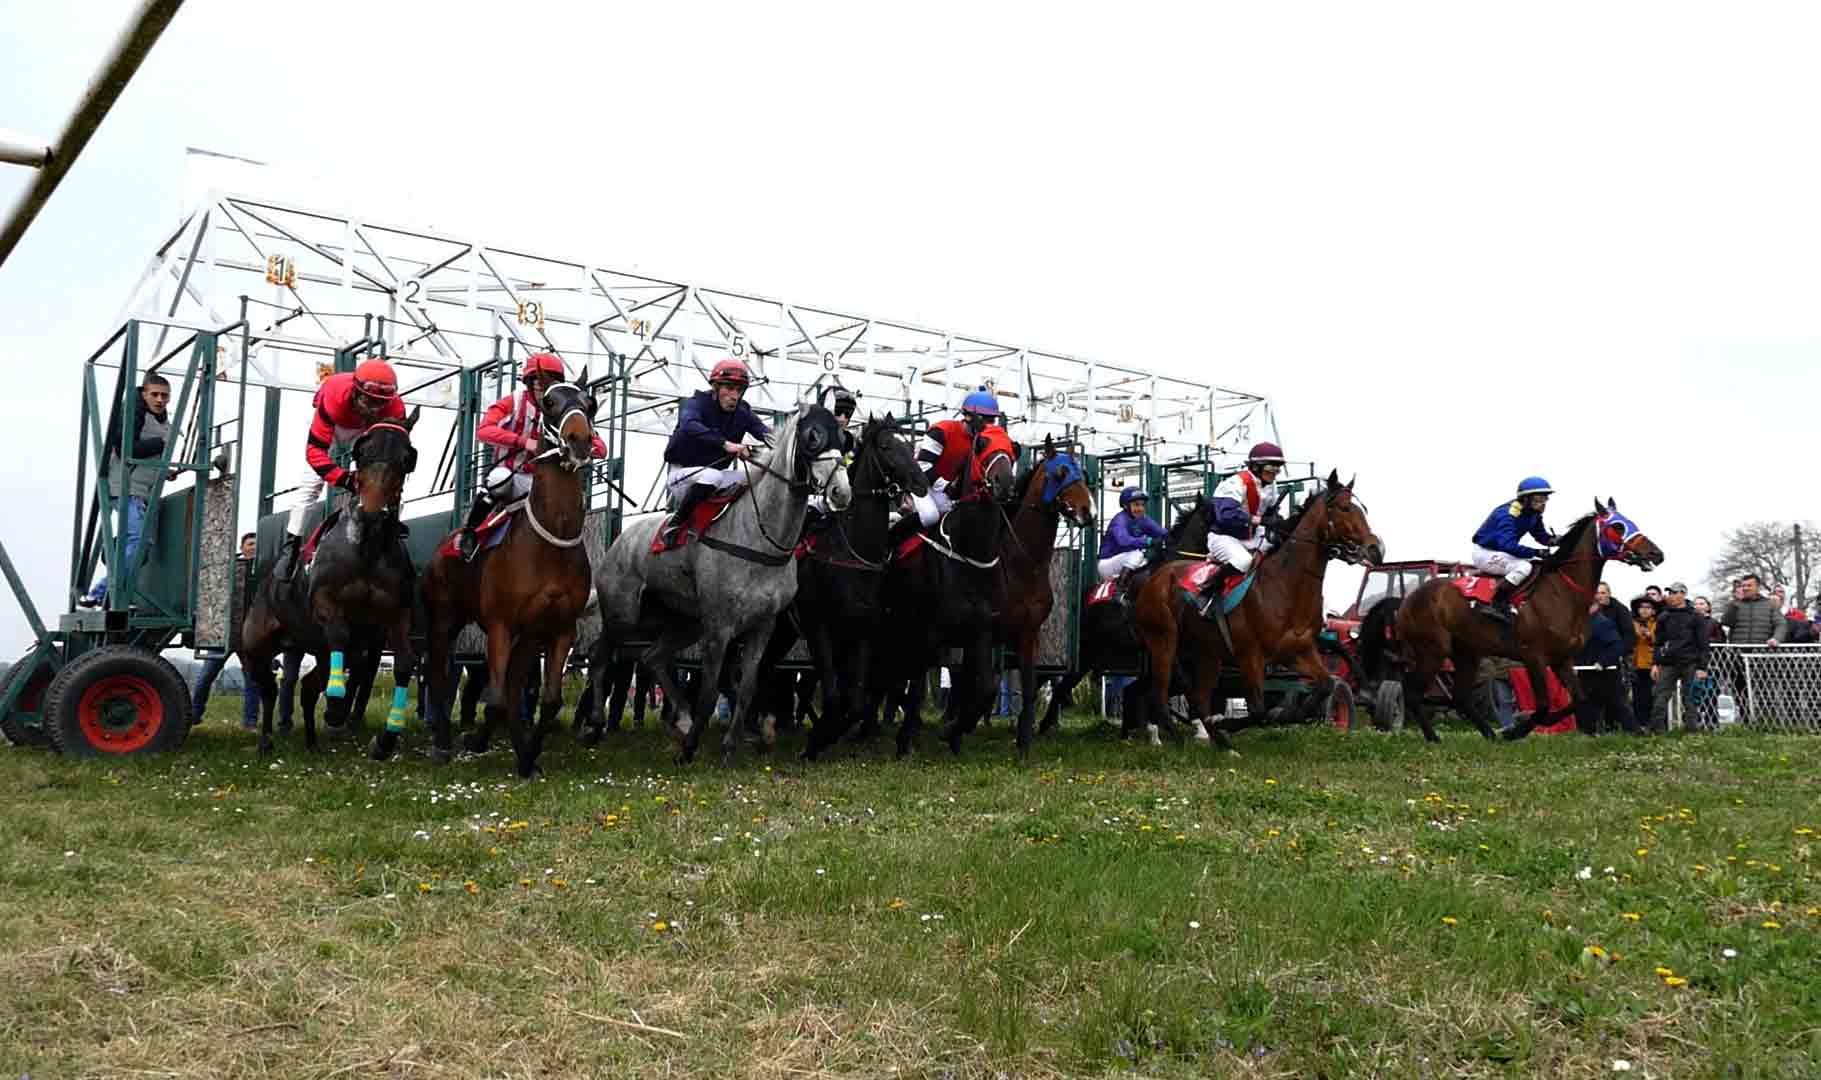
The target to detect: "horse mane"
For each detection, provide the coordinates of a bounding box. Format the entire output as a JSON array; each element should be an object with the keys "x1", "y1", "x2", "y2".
[
  {"x1": 1535, "y1": 511, "x2": 1599, "y2": 568},
  {"x1": 753, "y1": 407, "x2": 801, "y2": 478},
  {"x1": 1166, "y1": 494, "x2": 1210, "y2": 547}
]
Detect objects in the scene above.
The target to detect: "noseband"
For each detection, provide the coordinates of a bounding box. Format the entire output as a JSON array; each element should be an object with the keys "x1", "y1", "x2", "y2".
[{"x1": 534, "y1": 382, "x2": 597, "y2": 472}]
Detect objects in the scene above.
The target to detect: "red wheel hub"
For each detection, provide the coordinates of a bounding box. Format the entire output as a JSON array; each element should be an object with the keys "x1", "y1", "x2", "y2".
[
  {"x1": 1330, "y1": 693, "x2": 1353, "y2": 731},
  {"x1": 76, "y1": 674, "x2": 163, "y2": 752}
]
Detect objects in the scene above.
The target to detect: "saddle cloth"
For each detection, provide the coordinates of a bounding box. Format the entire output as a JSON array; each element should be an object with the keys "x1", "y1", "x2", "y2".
[
  {"x1": 435, "y1": 501, "x2": 524, "y2": 560},
  {"x1": 1177, "y1": 562, "x2": 1256, "y2": 616},
  {"x1": 649, "y1": 491, "x2": 739, "y2": 555},
  {"x1": 1449, "y1": 574, "x2": 1530, "y2": 610}
]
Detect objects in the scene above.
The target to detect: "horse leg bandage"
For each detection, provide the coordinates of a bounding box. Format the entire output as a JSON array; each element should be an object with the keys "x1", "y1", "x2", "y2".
[
  {"x1": 386, "y1": 685, "x2": 409, "y2": 732},
  {"x1": 326, "y1": 650, "x2": 347, "y2": 698}
]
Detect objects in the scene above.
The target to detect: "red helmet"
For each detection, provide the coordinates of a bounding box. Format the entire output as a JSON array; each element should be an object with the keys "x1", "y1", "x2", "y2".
[
  {"x1": 353, "y1": 358, "x2": 399, "y2": 399},
  {"x1": 1246, "y1": 441, "x2": 1285, "y2": 465},
  {"x1": 521, "y1": 351, "x2": 565, "y2": 381},
  {"x1": 709, "y1": 357, "x2": 750, "y2": 387}
]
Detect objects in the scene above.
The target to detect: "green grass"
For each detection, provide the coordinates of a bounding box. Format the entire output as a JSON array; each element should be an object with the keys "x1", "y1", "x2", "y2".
[{"x1": 2, "y1": 693, "x2": 1819, "y2": 1078}]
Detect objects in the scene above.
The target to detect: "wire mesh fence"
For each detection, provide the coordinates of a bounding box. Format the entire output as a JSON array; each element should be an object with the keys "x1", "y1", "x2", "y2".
[{"x1": 1665, "y1": 644, "x2": 1821, "y2": 733}]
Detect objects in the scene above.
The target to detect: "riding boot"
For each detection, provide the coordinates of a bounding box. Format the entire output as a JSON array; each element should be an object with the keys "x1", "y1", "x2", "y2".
[
  {"x1": 457, "y1": 494, "x2": 492, "y2": 562},
  {"x1": 1485, "y1": 580, "x2": 1517, "y2": 623},
  {"x1": 278, "y1": 533, "x2": 303, "y2": 584},
  {"x1": 663, "y1": 483, "x2": 718, "y2": 547}
]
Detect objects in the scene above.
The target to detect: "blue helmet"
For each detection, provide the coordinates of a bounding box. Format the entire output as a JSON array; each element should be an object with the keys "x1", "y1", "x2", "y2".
[
  {"x1": 1516, "y1": 476, "x2": 1554, "y2": 497},
  {"x1": 1119, "y1": 486, "x2": 1148, "y2": 508},
  {"x1": 961, "y1": 387, "x2": 1001, "y2": 418}
]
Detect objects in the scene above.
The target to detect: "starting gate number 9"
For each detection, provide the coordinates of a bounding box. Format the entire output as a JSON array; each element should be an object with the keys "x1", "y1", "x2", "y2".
[{"x1": 1051, "y1": 390, "x2": 1069, "y2": 410}]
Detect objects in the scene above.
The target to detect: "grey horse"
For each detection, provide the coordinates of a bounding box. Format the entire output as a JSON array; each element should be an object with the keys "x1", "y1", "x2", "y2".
[{"x1": 588, "y1": 401, "x2": 850, "y2": 764}]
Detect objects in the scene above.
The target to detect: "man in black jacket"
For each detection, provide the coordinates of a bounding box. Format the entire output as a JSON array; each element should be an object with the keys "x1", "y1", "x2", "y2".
[
  {"x1": 1577, "y1": 600, "x2": 1641, "y2": 735},
  {"x1": 1651, "y1": 583, "x2": 1711, "y2": 733},
  {"x1": 81, "y1": 373, "x2": 171, "y2": 606}
]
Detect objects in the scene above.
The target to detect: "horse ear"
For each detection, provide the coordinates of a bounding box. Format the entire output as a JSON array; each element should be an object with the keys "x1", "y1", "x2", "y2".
[
  {"x1": 1346, "y1": 474, "x2": 1356, "y2": 491},
  {"x1": 576, "y1": 364, "x2": 590, "y2": 388},
  {"x1": 404, "y1": 405, "x2": 422, "y2": 430},
  {"x1": 1606, "y1": 496, "x2": 1618, "y2": 512},
  {"x1": 1326, "y1": 468, "x2": 1341, "y2": 489}
]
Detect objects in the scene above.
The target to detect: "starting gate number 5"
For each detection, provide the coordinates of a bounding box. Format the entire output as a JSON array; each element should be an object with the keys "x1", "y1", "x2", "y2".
[{"x1": 729, "y1": 334, "x2": 746, "y2": 358}]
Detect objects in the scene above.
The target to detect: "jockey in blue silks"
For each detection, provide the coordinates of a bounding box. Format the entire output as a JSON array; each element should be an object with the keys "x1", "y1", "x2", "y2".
[
  {"x1": 1097, "y1": 487, "x2": 1168, "y2": 581},
  {"x1": 1468, "y1": 475, "x2": 1558, "y2": 622}
]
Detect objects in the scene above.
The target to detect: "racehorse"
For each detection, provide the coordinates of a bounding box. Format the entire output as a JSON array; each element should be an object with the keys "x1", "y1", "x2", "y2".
[
  {"x1": 1040, "y1": 493, "x2": 1216, "y2": 743},
  {"x1": 975, "y1": 436, "x2": 1093, "y2": 758},
  {"x1": 392, "y1": 375, "x2": 601, "y2": 777},
  {"x1": 757, "y1": 413, "x2": 929, "y2": 761},
  {"x1": 1132, "y1": 471, "x2": 1381, "y2": 749},
  {"x1": 1380, "y1": 498, "x2": 1662, "y2": 742},
  {"x1": 587, "y1": 401, "x2": 850, "y2": 765},
  {"x1": 872, "y1": 426, "x2": 1019, "y2": 757},
  {"x1": 241, "y1": 411, "x2": 423, "y2": 756}
]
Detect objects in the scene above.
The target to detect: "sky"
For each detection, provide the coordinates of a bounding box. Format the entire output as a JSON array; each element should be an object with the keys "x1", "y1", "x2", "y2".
[{"x1": 3, "y1": 0, "x2": 1821, "y2": 653}]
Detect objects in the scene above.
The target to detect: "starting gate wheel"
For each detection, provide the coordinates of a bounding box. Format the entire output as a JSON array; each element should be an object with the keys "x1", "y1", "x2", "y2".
[
  {"x1": 1329, "y1": 680, "x2": 1358, "y2": 733},
  {"x1": 0, "y1": 654, "x2": 56, "y2": 748},
  {"x1": 43, "y1": 646, "x2": 191, "y2": 758},
  {"x1": 1372, "y1": 681, "x2": 1405, "y2": 732}
]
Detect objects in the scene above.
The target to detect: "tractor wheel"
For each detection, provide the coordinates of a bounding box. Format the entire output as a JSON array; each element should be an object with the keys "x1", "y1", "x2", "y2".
[
  {"x1": 1372, "y1": 680, "x2": 1405, "y2": 732},
  {"x1": 0, "y1": 654, "x2": 56, "y2": 748},
  {"x1": 43, "y1": 646, "x2": 191, "y2": 757},
  {"x1": 1329, "y1": 680, "x2": 1359, "y2": 733}
]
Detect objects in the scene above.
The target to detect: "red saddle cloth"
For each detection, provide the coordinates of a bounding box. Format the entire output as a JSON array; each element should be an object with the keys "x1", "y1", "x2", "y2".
[
  {"x1": 649, "y1": 492, "x2": 739, "y2": 555},
  {"x1": 299, "y1": 513, "x2": 337, "y2": 566},
  {"x1": 435, "y1": 504, "x2": 516, "y2": 560},
  {"x1": 1087, "y1": 578, "x2": 1120, "y2": 606},
  {"x1": 1177, "y1": 562, "x2": 1246, "y2": 597},
  {"x1": 1449, "y1": 574, "x2": 1531, "y2": 610},
  {"x1": 894, "y1": 532, "x2": 928, "y2": 564}
]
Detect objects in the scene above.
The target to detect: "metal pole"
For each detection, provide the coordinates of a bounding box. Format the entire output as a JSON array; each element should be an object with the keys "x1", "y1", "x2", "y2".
[
  {"x1": 1795, "y1": 523, "x2": 1806, "y2": 609},
  {"x1": 0, "y1": 0, "x2": 187, "y2": 268}
]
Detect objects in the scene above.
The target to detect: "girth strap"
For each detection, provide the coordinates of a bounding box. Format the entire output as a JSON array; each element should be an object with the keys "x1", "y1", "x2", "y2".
[{"x1": 698, "y1": 533, "x2": 793, "y2": 567}]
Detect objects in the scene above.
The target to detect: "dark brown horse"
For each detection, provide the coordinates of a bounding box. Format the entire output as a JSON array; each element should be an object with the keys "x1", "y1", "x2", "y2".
[
  {"x1": 1132, "y1": 471, "x2": 1381, "y2": 749},
  {"x1": 1388, "y1": 498, "x2": 1662, "y2": 742},
  {"x1": 980, "y1": 436, "x2": 1093, "y2": 758},
  {"x1": 385, "y1": 375, "x2": 601, "y2": 776}
]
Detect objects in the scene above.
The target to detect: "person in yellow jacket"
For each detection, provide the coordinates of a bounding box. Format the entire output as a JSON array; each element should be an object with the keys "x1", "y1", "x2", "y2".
[{"x1": 1630, "y1": 596, "x2": 1657, "y2": 731}]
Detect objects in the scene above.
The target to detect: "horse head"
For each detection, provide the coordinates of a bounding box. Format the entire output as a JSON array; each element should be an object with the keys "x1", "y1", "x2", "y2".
[
  {"x1": 350, "y1": 407, "x2": 421, "y2": 517},
  {"x1": 539, "y1": 367, "x2": 599, "y2": 472},
  {"x1": 1302, "y1": 470, "x2": 1382, "y2": 566},
  {"x1": 1029, "y1": 434, "x2": 1094, "y2": 529},
  {"x1": 1593, "y1": 497, "x2": 1664, "y2": 571},
  {"x1": 793, "y1": 402, "x2": 851, "y2": 510},
  {"x1": 856, "y1": 413, "x2": 928, "y2": 504},
  {"x1": 968, "y1": 428, "x2": 1018, "y2": 503}
]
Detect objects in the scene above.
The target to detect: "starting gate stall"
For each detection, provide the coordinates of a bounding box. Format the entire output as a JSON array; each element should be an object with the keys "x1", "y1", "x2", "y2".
[{"x1": 2, "y1": 177, "x2": 1286, "y2": 750}]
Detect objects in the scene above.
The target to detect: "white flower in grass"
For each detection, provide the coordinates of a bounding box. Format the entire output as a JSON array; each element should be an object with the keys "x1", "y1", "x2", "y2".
[
  {"x1": 1577, "y1": 866, "x2": 1594, "y2": 880},
  {"x1": 1611, "y1": 1061, "x2": 1632, "y2": 1073}
]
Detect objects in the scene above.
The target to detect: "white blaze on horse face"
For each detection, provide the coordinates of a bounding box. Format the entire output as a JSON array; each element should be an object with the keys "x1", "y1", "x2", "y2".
[{"x1": 815, "y1": 450, "x2": 852, "y2": 510}]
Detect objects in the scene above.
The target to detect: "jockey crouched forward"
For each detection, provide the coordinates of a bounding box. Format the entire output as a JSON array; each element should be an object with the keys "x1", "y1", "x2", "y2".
[
  {"x1": 908, "y1": 387, "x2": 1002, "y2": 528},
  {"x1": 456, "y1": 351, "x2": 607, "y2": 561},
  {"x1": 1097, "y1": 486, "x2": 1167, "y2": 591},
  {"x1": 1468, "y1": 476, "x2": 1557, "y2": 623},
  {"x1": 661, "y1": 357, "x2": 771, "y2": 547},
  {"x1": 277, "y1": 358, "x2": 406, "y2": 581},
  {"x1": 1200, "y1": 441, "x2": 1287, "y2": 606}
]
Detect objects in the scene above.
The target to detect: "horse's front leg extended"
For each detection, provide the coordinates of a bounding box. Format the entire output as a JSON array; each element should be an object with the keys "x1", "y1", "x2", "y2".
[
  {"x1": 534, "y1": 631, "x2": 577, "y2": 764},
  {"x1": 1014, "y1": 634, "x2": 1040, "y2": 761},
  {"x1": 469, "y1": 622, "x2": 515, "y2": 755}
]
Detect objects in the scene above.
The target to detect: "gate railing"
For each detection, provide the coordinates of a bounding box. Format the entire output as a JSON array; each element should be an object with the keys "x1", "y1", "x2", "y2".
[{"x1": 1672, "y1": 643, "x2": 1821, "y2": 733}]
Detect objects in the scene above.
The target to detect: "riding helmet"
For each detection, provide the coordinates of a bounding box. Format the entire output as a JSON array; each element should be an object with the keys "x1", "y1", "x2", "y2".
[
  {"x1": 1246, "y1": 440, "x2": 1285, "y2": 465},
  {"x1": 710, "y1": 357, "x2": 751, "y2": 387},
  {"x1": 961, "y1": 386, "x2": 1001, "y2": 418},
  {"x1": 353, "y1": 358, "x2": 399, "y2": 399},
  {"x1": 521, "y1": 352, "x2": 565, "y2": 381},
  {"x1": 1119, "y1": 486, "x2": 1148, "y2": 508},
  {"x1": 1516, "y1": 476, "x2": 1554, "y2": 497}
]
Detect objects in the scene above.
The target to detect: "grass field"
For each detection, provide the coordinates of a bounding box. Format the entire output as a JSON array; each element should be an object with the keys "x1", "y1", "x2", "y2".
[{"x1": 3, "y1": 694, "x2": 1818, "y2": 1079}]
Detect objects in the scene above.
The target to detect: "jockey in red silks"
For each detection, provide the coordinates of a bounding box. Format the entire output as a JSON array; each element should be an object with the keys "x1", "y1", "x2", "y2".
[
  {"x1": 455, "y1": 351, "x2": 606, "y2": 561},
  {"x1": 277, "y1": 357, "x2": 406, "y2": 579},
  {"x1": 1199, "y1": 441, "x2": 1288, "y2": 602},
  {"x1": 909, "y1": 386, "x2": 1004, "y2": 528}
]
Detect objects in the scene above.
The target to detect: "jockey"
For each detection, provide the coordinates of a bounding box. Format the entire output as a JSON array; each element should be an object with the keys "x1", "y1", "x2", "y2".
[
  {"x1": 1097, "y1": 487, "x2": 1168, "y2": 581},
  {"x1": 1469, "y1": 476, "x2": 1557, "y2": 622},
  {"x1": 807, "y1": 387, "x2": 859, "y2": 520},
  {"x1": 456, "y1": 351, "x2": 606, "y2": 561},
  {"x1": 909, "y1": 386, "x2": 1001, "y2": 528},
  {"x1": 1201, "y1": 441, "x2": 1287, "y2": 597},
  {"x1": 661, "y1": 356, "x2": 771, "y2": 546},
  {"x1": 277, "y1": 357, "x2": 406, "y2": 579}
]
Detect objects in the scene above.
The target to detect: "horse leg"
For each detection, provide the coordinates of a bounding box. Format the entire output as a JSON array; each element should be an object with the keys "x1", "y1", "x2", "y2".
[
  {"x1": 299, "y1": 649, "x2": 330, "y2": 752},
  {"x1": 498, "y1": 641, "x2": 542, "y2": 779},
  {"x1": 944, "y1": 635, "x2": 995, "y2": 756},
  {"x1": 1043, "y1": 670, "x2": 1084, "y2": 734},
  {"x1": 1502, "y1": 658, "x2": 1555, "y2": 741},
  {"x1": 631, "y1": 665, "x2": 652, "y2": 729},
  {"x1": 369, "y1": 611, "x2": 420, "y2": 761},
  {"x1": 640, "y1": 625, "x2": 702, "y2": 761},
  {"x1": 608, "y1": 659, "x2": 636, "y2": 731},
  {"x1": 722, "y1": 619, "x2": 778, "y2": 766},
  {"x1": 471, "y1": 622, "x2": 516, "y2": 757},
  {"x1": 1014, "y1": 635, "x2": 1040, "y2": 761},
  {"x1": 424, "y1": 627, "x2": 458, "y2": 765},
  {"x1": 803, "y1": 627, "x2": 845, "y2": 761},
  {"x1": 896, "y1": 670, "x2": 931, "y2": 758},
  {"x1": 533, "y1": 631, "x2": 577, "y2": 765},
  {"x1": 689, "y1": 630, "x2": 736, "y2": 766},
  {"x1": 1448, "y1": 649, "x2": 1497, "y2": 740}
]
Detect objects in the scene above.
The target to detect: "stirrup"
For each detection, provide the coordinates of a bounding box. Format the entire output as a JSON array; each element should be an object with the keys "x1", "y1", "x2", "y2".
[{"x1": 457, "y1": 528, "x2": 480, "y2": 563}]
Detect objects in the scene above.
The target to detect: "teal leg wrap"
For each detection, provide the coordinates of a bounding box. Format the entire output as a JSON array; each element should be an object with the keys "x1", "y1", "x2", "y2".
[{"x1": 386, "y1": 684, "x2": 409, "y2": 732}]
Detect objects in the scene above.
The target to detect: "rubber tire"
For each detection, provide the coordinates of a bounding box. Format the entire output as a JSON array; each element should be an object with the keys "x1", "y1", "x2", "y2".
[
  {"x1": 44, "y1": 646, "x2": 191, "y2": 758},
  {"x1": 1373, "y1": 680, "x2": 1405, "y2": 733},
  {"x1": 0, "y1": 657, "x2": 55, "y2": 748},
  {"x1": 1330, "y1": 680, "x2": 1359, "y2": 733}
]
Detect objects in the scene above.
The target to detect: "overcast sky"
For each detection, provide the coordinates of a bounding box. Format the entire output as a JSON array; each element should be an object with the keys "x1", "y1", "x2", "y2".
[{"x1": 4, "y1": 1, "x2": 1820, "y2": 653}]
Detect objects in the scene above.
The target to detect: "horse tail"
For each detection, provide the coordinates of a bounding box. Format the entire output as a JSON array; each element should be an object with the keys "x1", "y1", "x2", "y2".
[{"x1": 1356, "y1": 595, "x2": 1403, "y2": 685}]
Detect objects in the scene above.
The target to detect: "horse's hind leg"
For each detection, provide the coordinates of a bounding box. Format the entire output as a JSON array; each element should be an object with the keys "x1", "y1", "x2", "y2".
[
  {"x1": 299, "y1": 649, "x2": 330, "y2": 752},
  {"x1": 1043, "y1": 670, "x2": 1085, "y2": 734},
  {"x1": 723, "y1": 618, "x2": 779, "y2": 766},
  {"x1": 470, "y1": 622, "x2": 516, "y2": 756},
  {"x1": 496, "y1": 642, "x2": 541, "y2": 779},
  {"x1": 895, "y1": 672, "x2": 930, "y2": 758},
  {"x1": 370, "y1": 611, "x2": 421, "y2": 761}
]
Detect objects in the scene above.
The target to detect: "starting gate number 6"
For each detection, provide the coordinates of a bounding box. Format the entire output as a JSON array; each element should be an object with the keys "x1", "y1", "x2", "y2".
[{"x1": 822, "y1": 350, "x2": 837, "y2": 371}]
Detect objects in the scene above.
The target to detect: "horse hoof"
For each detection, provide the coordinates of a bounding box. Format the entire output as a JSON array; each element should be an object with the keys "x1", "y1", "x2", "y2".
[
  {"x1": 945, "y1": 735, "x2": 964, "y2": 756},
  {"x1": 367, "y1": 736, "x2": 391, "y2": 762},
  {"x1": 579, "y1": 727, "x2": 603, "y2": 747},
  {"x1": 257, "y1": 739, "x2": 273, "y2": 757},
  {"x1": 463, "y1": 733, "x2": 489, "y2": 755},
  {"x1": 428, "y1": 746, "x2": 453, "y2": 766}
]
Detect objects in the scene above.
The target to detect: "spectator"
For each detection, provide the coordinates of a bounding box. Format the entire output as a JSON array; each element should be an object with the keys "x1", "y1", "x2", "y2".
[
  {"x1": 1645, "y1": 585, "x2": 1665, "y2": 610},
  {"x1": 80, "y1": 373, "x2": 172, "y2": 607},
  {"x1": 1652, "y1": 583, "x2": 1711, "y2": 733},
  {"x1": 1786, "y1": 608, "x2": 1817, "y2": 645},
  {"x1": 191, "y1": 533, "x2": 261, "y2": 730},
  {"x1": 1722, "y1": 574, "x2": 1786, "y2": 647},
  {"x1": 1577, "y1": 600, "x2": 1638, "y2": 734},
  {"x1": 1479, "y1": 656, "x2": 1518, "y2": 732},
  {"x1": 1630, "y1": 596, "x2": 1656, "y2": 725},
  {"x1": 1594, "y1": 582, "x2": 1637, "y2": 658}
]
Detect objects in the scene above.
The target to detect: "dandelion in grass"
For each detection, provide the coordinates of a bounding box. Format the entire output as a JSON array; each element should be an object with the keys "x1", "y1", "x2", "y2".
[
  {"x1": 652, "y1": 921, "x2": 668, "y2": 932},
  {"x1": 1635, "y1": 848, "x2": 1649, "y2": 857},
  {"x1": 463, "y1": 880, "x2": 479, "y2": 895},
  {"x1": 1441, "y1": 916, "x2": 1458, "y2": 927},
  {"x1": 1654, "y1": 966, "x2": 1674, "y2": 977},
  {"x1": 1265, "y1": 778, "x2": 1277, "y2": 786},
  {"x1": 1762, "y1": 920, "x2": 1781, "y2": 930},
  {"x1": 1808, "y1": 907, "x2": 1821, "y2": 917},
  {"x1": 518, "y1": 878, "x2": 532, "y2": 888},
  {"x1": 417, "y1": 882, "x2": 432, "y2": 893},
  {"x1": 1622, "y1": 912, "x2": 1642, "y2": 922},
  {"x1": 1663, "y1": 975, "x2": 1688, "y2": 988},
  {"x1": 887, "y1": 898, "x2": 907, "y2": 910}
]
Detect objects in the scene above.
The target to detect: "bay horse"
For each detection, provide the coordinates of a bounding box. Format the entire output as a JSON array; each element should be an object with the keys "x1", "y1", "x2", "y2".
[
  {"x1": 1041, "y1": 493, "x2": 1216, "y2": 743},
  {"x1": 975, "y1": 436, "x2": 1093, "y2": 758},
  {"x1": 385, "y1": 375, "x2": 602, "y2": 776},
  {"x1": 757, "y1": 413, "x2": 929, "y2": 761},
  {"x1": 871, "y1": 427, "x2": 1019, "y2": 757},
  {"x1": 587, "y1": 402, "x2": 850, "y2": 765},
  {"x1": 1385, "y1": 498, "x2": 1662, "y2": 742},
  {"x1": 1132, "y1": 471, "x2": 1381, "y2": 749},
  {"x1": 241, "y1": 411, "x2": 423, "y2": 756}
]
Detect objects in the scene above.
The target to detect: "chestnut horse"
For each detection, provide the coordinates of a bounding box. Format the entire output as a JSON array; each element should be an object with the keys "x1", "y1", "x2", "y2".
[
  {"x1": 1388, "y1": 498, "x2": 1662, "y2": 742},
  {"x1": 1132, "y1": 471, "x2": 1381, "y2": 749},
  {"x1": 387, "y1": 375, "x2": 601, "y2": 777}
]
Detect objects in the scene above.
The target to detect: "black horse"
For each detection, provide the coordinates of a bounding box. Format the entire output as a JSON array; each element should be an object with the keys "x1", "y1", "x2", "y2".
[
  {"x1": 241, "y1": 411, "x2": 423, "y2": 754},
  {"x1": 755, "y1": 414, "x2": 929, "y2": 761},
  {"x1": 868, "y1": 431, "x2": 1018, "y2": 757},
  {"x1": 1039, "y1": 493, "x2": 1216, "y2": 740}
]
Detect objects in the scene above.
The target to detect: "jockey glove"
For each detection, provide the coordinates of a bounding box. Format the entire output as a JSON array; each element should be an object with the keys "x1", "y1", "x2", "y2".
[{"x1": 336, "y1": 473, "x2": 359, "y2": 493}]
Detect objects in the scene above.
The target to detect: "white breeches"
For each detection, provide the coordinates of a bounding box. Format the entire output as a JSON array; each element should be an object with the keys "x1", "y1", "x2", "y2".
[
  {"x1": 1469, "y1": 545, "x2": 1533, "y2": 587},
  {"x1": 666, "y1": 462, "x2": 744, "y2": 502},
  {"x1": 1097, "y1": 550, "x2": 1150, "y2": 580},
  {"x1": 484, "y1": 465, "x2": 533, "y2": 502},
  {"x1": 911, "y1": 480, "x2": 954, "y2": 528},
  {"x1": 286, "y1": 462, "x2": 329, "y2": 536},
  {"x1": 1206, "y1": 533, "x2": 1257, "y2": 573}
]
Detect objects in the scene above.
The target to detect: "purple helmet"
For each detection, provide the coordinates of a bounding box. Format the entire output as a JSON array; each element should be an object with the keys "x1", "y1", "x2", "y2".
[{"x1": 1246, "y1": 441, "x2": 1285, "y2": 465}]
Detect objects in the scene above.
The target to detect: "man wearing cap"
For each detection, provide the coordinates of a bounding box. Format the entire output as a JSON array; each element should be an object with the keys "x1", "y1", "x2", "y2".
[
  {"x1": 1651, "y1": 583, "x2": 1711, "y2": 733},
  {"x1": 660, "y1": 357, "x2": 771, "y2": 548}
]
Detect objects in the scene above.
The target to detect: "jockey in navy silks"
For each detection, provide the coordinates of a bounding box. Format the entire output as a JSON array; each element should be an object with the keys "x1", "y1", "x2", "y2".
[
  {"x1": 660, "y1": 357, "x2": 772, "y2": 548},
  {"x1": 1468, "y1": 476, "x2": 1557, "y2": 622}
]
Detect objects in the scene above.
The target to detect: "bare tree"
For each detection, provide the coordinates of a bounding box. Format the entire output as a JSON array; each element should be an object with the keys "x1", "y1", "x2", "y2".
[{"x1": 1706, "y1": 520, "x2": 1821, "y2": 605}]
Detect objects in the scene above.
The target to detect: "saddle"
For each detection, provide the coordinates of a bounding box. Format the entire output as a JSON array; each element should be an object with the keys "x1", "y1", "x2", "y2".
[
  {"x1": 297, "y1": 510, "x2": 339, "y2": 569},
  {"x1": 436, "y1": 500, "x2": 525, "y2": 561},
  {"x1": 1178, "y1": 562, "x2": 1254, "y2": 614},
  {"x1": 1450, "y1": 574, "x2": 1533, "y2": 612},
  {"x1": 649, "y1": 491, "x2": 739, "y2": 555}
]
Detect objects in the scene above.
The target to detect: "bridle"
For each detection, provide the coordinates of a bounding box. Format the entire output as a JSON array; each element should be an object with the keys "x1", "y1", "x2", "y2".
[
  {"x1": 1270, "y1": 490, "x2": 1375, "y2": 571},
  {"x1": 521, "y1": 382, "x2": 597, "y2": 547}
]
